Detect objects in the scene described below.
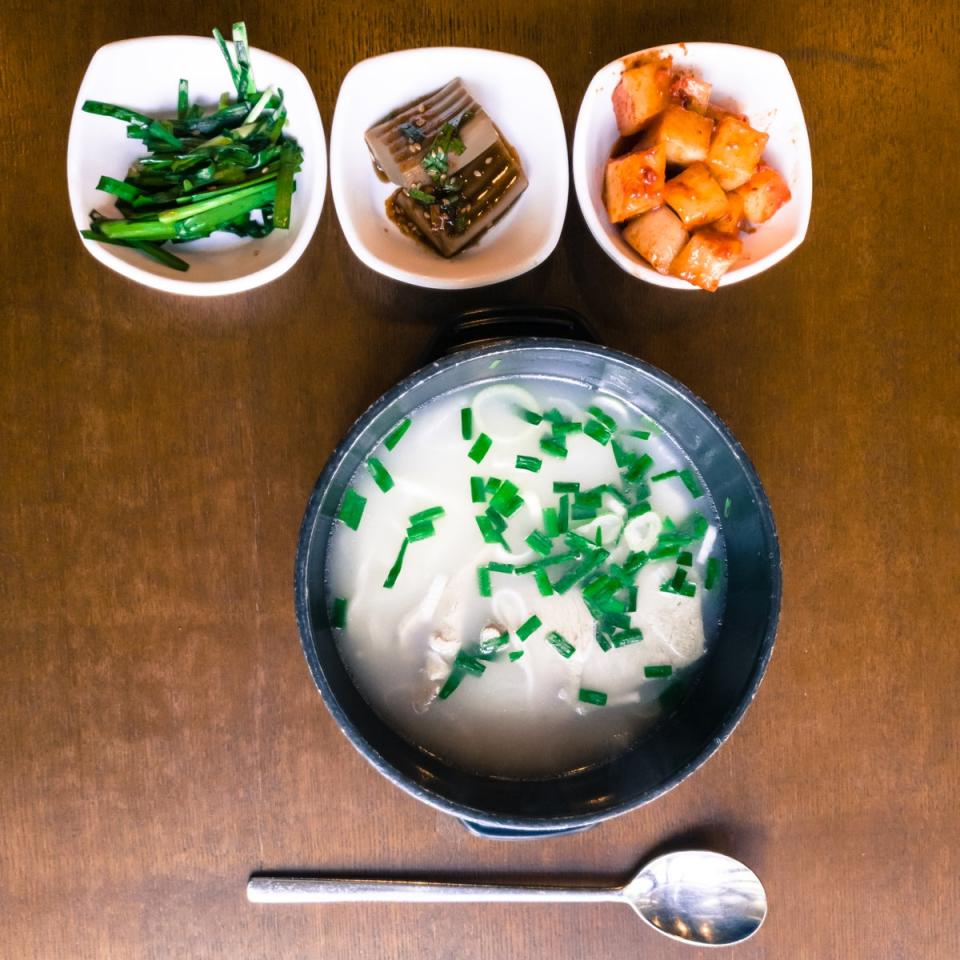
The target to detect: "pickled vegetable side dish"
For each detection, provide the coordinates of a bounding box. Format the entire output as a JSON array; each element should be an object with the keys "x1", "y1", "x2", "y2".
[{"x1": 604, "y1": 54, "x2": 791, "y2": 290}]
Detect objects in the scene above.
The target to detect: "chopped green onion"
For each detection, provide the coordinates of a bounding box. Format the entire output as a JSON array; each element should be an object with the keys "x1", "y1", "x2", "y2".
[
  {"x1": 574, "y1": 490, "x2": 602, "y2": 507},
  {"x1": 587, "y1": 405, "x2": 618, "y2": 431},
  {"x1": 553, "y1": 482, "x2": 580, "y2": 493},
  {"x1": 409, "y1": 506, "x2": 444, "y2": 525},
  {"x1": 571, "y1": 503, "x2": 598, "y2": 521},
  {"x1": 366, "y1": 457, "x2": 394, "y2": 492},
  {"x1": 526, "y1": 530, "x2": 553, "y2": 556},
  {"x1": 331, "y1": 597, "x2": 347, "y2": 629},
  {"x1": 509, "y1": 650, "x2": 525, "y2": 662},
  {"x1": 338, "y1": 488, "x2": 367, "y2": 531},
  {"x1": 406, "y1": 521, "x2": 436, "y2": 541},
  {"x1": 705, "y1": 557, "x2": 721, "y2": 590},
  {"x1": 578, "y1": 688, "x2": 608, "y2": 706},
  {"x1": 468, "y1": 433, "x2": 492, "y2": 463},
  {"x1": 625, "y1": 454, "x2": 654, "y2": 482},
  {"x1": 470, "y1": 476, "x2": 486, "y2": 503},
  {"x1": 515, "y1": 455, "x2": 542, "y2": 473},
  {"x1": 515, "y1": 552, "x2": 577, "y2": 573},
  {"x1": 611, "y1": 628, "x2": 644, "y2": 647},
  {"x1": 484, "y1": 509, "x2": 507, "y2": 532},
  {"x1": 595, "y1": 631, "x2": 612, "y2": 652},
  {"x1": 534, "y1": 569, "x2": 554, "y2": 596},
  {"x1": 383, "y1": 538, "x2": 409, "y2": 588},
  {"x1": 627, "y1": 501, "x2": 652, "y2": 519},
  {"x1": 478, "y1": 632, "x2": 509, "y2": 656},
  {"x1": 438, "y1": 671, "x2": 463, "y2": 699},
  {"x1": 518, "y1": 408, "x2": 543, "y2": 424},
  {"x1": 488, "y1": 562, "x2": 515, "y2": 574},
  {"x1": 553, "y1": 549, "x2": 609, "y2": 595},
  {"x1": 485, "y1": 477, "x2": 502, "y2": 494},
  {"x1": 677, "y1": 550, "x2": 693, "y2": 567},
  {"x1": 583, "y1": 419, "x2": 611, "y2": 445},
  {"x1": 384, "y1": 418, "x2": 412, "y2": 450},
  {"x1": 626, "y1": 586, "x2": 638, "y2": 612},
  {"x1": 612, "y1": 441, "x2": 630, "y2": 468},
  {"x1": 456, "y1": 652, "x2": 486, "y2": 677},
  {"x1": 542, "y1": 507, "x2": 560, "y2": 537},
  {"x1": 651, "y1": 469, "x2": 680, "y2": 482},
  {"x1": 644, "y1": 664, "x2": 673, "y2": 678},
  {"x1": 666, "y1": 568, "x2": 688, "y2": 593},
  {"x1": 516, "y1": 615, "x2": 542, "y2": 641},
  {"x1": 539, "y1": 436, "x2": 568, "y2": 459},
  {"x1": 546, "y1": 631, "x2": 576, "y2": 658},
  {"x1": 558, "y1": 494, "x2": 570, "y2": 532},
  {"x1": 723, "y1": 497, "x2": 732, "y2": 518},
  {"x1": 679, "y1": 469, "x2": 704, "y2": 498},
  {"x1": 679, "y1": 582, "x2": 697, "y2": 597},
  {"x1": 628, "y1": 429, "x2": 651, "y2": 439},
  {"x1": 489, "y1": 479, "x2": 519, "y2": 514},
  {"x1": 460, "y1": 407, "x2": 473, "y2": 440},
  {"x1": 552, "y1": 421, "x2": 582, "y2": 435},
  {"x1": 477, "y1": 565, "x2": 492, "y2": 597}
]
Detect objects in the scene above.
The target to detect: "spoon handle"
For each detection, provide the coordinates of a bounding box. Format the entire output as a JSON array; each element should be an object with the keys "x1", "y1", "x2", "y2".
[{"x1": 248, "y1": 876, "x2": 621, "y2": 905}]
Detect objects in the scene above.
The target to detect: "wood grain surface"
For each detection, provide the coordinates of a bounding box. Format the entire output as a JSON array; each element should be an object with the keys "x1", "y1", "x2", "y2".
[{"x1": 1, "y1": 1, "x2": 958, "y2": 958}]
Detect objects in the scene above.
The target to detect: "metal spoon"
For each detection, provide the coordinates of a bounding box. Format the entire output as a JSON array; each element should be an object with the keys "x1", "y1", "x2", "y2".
[{"x1": 247, "y1": 849, "x2": 767, "y2": 947}]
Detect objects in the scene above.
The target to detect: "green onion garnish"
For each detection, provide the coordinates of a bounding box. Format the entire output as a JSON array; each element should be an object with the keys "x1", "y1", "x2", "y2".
[
  {"x1": 679, "y1": 469, "x2": 704, "y2": 498},
  {"x1": 509, "y1": 650, "x2": 525, "y2": 662},
  {"x1": 478, "y1": 632, "x2": 509, "y2": 656},
  {"x1": 468, "y1": 433, "x2": 492, "y2": 463},
  {"x1": 644, "y1": 664, "x2": 673, "y2": 678},
  {"x1": 546, "y1": 631, "x2": 576, "y2": 658},
  {"x1": 587, "y1": 405, "x2": 618, "y2": 431},
  {"x1": 409, "y1": 506, "x2": 444, "y2": 525},
  {"x1": 612, "y1": 441, "x2": 630, "y2": 468},
  {"x1": 724, "y1": 497, "x2": 732, "y2": 518},
  {"x1": 456, "y1": 651, "x2": 486, "y2": 677},
  {"x1": 539, "y1": 436, "x2": 567, "y2": 459},
  {"x1": 526, "y1": 530, "x2": 553, "y2": 556},
  {"x1": 383, "y1": 538, "x2": 409, "y2": 588},
  {"x1": 477, "y1": 565, "x2": 492, "y2": 597},
  {"x1": 460, "y1": 407, "x2": 473, "y2": 440},
  {"x1": 558, "y1": 494, "x2": 570, "y2": 532},
  {"x1": 611, "y1": 628, "x2": 644, "y2": 647},
  {"x1": 651, "y1": 469, "x2": 680, "y2": 482},
  {"x1": 583, "y1": 419, "x2": 611, "y2": 445},
  {"x1": 629, "y1": 429, "x2": 651, "y2": 439},
  {"x1": 518, "y1": 407, "x2": 543, "y2": 424},
  {"x1": 677, "y1": 550, "x2": 693, "y2": 567},
  {"x1": 543, "y1": 507, "x2": 560, "y2": 536},
  {"x1": 705, "y1": 557, "x2": 720, "y2": 590},
  {"x1": 338, "y1": 488, "x2": 367, "y2": 531},
  {"x1": 331, "y1": 597, "x2": 347, "y2": 629},
  {"x1": 366, "y1": 457, "x2": 394, "y2": 492},
  {"x1": 489, "y1": 479, "x2": 519, "y2": 514},
  {"x1": 627, "y1": 501, "x2": 652, "y2": 519},
  {"x1": 488, "y1": 562, "x2": 515, "y2": 574},
  {"x1": 578, "y1": 688, "x2": 608, "y2": 706},
  {"x1": 384, "y1": 418, "x2": 411, "y2": 450},
  {"x1": 470, "y1": 476, "x2": 486, "y2": 503},
  {"x1": 571, "y1": 503, "x2": 598, "y2": 521},
  {"x1": 485, "y1": 477, "x2": 502, "y2": 494},
  {"x1": 516, "y1": 615, "x2": 542, "y2": 641},
  {"x1": 553, "y1": 482, "x2": 580, "y2": 493},
  {"x1": 627, "y1": 586, "x2": 638, "y2": 612},
  {"x1": 534, "y1": 569, "x2": 554, "y2": 596},
  {"x1": 515, "y1": 455, "x2": 542, "y2": 473},
  {"x1": 438, "y1": 671, "x2": 463, "y2": 699},
  {"x1": 406, "y1": 521, "x2": 436, "y2": 541},
  {"x1": 552, "y1": 421, "x2": 582, "y2": 435}
]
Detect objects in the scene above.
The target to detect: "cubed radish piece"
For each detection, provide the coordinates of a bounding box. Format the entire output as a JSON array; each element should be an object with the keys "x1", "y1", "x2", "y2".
[
  {"x1": 604, "y1": 144, "x2": 666, "y2": 223},
  {"x1": 663, "y1": 162, "x2": 728, "y2": 229},
  {"x1": 670, "y1": 71, "x2": 712, "y2": 113},
  {"x1": 612, "y1": 58, "x2": 672, "y2": 136},
  {"x1": 670, "y1": 229, "x2": 743, "y2": 292},
  {"x1": 643, "y1": 106, "x2": 713, "y2": 165},
  {"x1": 707, "y1": 116, "x2": 769, "y2": 190},
  {"x1": 622, "y1": 206, "x2": 689, "y2": 274},
  {"x1": 736, "y1": 163, "x2": 792, "y2": 224},
  {"x1": 713, "y1": 191, "x2": 745, "y2": 236}
]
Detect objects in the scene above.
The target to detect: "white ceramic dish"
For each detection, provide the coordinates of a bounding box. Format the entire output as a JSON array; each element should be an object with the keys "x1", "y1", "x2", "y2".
[
  {"x1": 572, "y1": 42, "x2": 812, "y2": 290},
  {"x1": 330, "y1": 47, "x2": 567, "y2": 290},
  {"x1": 67, "y1": 35, "x2": 326, "y2": 297}
]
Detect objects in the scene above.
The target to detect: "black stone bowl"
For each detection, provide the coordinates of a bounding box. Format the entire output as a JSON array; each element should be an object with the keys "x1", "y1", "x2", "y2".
[{"x1": 295, "y1": 334, "x2": 780, "y2": 838}]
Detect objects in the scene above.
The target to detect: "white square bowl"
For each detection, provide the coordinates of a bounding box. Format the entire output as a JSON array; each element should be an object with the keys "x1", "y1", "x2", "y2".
[
  {"x1": 572, "y1": 42, "x2": 812, "y2": 290},
  {"x1": 67, "y1": 35, "x2": 326, "y2": 297},
  {"x1": 330, "y1": 47, "x2": 567, "y2": 290}
]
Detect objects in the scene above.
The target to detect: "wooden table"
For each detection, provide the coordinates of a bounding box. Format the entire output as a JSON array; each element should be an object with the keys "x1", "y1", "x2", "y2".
[{"x1": 2, "y1": 2, "x2": 957, "y2": 958}]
